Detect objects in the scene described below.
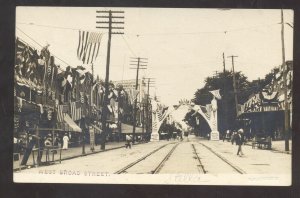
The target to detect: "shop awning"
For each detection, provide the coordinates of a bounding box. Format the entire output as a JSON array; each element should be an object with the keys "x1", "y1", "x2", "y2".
[
  {"x1": 64, "y1": 114, "x2": 82, "y2": 132},
  {"x1": 121, "y1": 123, "x2": 144, "y2": 134}
]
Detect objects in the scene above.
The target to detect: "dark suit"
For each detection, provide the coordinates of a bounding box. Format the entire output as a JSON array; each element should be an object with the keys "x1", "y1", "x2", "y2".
[{"x1": 236, "y1": 133, "x2": 244, "y2": 155}]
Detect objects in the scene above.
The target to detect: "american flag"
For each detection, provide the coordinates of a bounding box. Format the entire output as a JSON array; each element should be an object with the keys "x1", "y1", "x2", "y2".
[
  {"x1": 77, "y1": 31, "x2": 103, "y2": 64},
  {"x1": 56, "y1": 105, "x2": 68, "y2": 122},
  {"x1": 70, "y1": 102, "x2": 82, "y2": 121}
]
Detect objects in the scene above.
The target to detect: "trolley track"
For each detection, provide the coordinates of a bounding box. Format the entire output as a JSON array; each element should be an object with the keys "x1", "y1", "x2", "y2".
[
  {"x1": 191, "y1": 144, "x2": 206, "y2": 174},
  {"x1": 198, "y1": 142, "x2": 246, "y2": 174},
  {"x1": 152, "y1": 143, "x2": 180, "y2": 174},
  {"x1": 114, "y1": 142, "x2": 179, "y2": 174}
]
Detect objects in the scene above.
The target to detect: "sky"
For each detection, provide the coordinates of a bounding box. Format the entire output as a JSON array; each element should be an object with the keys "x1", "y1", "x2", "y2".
[{"x1": 16, "y1": 7, "x2": 293, "y2": 107}]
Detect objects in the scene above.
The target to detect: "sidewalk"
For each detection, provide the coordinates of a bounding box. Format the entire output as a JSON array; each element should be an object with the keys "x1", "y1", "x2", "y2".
[
  {"x1": 244, "y1": 139, "x2": 292, "y2": 154},
  {"x1": 198, "y1": 139, "x2": 291, "y2": 175},
  {"x1": 14, "y1": 141, "x2": 135, "y2": 170},
  {"x1": 271, "y1": 140, "x2": 292, "y2": 154}
]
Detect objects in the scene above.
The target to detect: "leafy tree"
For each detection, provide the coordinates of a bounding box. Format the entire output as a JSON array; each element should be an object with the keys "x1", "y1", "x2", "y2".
[
  {"x1": 189, "y1": 68, "x2": 275, "y2": 135},
  {"x1": 191, "y1": 70, "x2": 251, "y2": 134}
]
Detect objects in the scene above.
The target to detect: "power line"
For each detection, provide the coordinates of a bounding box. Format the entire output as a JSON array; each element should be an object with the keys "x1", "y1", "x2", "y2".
[
  {"x1": 17, "y1": 22, "x2": 105, "y2": 33},
  {"x1": 17, "y1": 21, "x2": 280, "y2": 37},
  {"x1": 16, "y1": 26, "x2": 72, "y2": 70},
  {"x1": 127, "y1": 23, "x2": 279, "y2": 37},
  {"x1": 121, "y1": 34, "x2": 137, "y2": 57}
]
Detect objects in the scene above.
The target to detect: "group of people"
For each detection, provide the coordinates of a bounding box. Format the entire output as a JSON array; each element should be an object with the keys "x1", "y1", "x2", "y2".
[
  {"x1": 14, "y1": 132, "x2": 71, "y2": 166},
  {"x1": 222, "y1": 129, "x2": 245, "y2": 157},
  {"x1": 41, "y1": 133, "x2": 70, "y2": 150}
]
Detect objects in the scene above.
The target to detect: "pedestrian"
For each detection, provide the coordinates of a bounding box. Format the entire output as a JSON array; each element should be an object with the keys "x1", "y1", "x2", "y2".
[
  {"x1": 62, "y1": 133, "x2": 69, "y2": 150},
  {"x1": 21, "y1": 134, "x2": 39, "y2": 166},
  {"x1": 236, "y1": 129, "x2": 244, "y2": 156},
  {"x1": 53, "y1": 134, "x2": 61, "y2": 147},
  {"x1": 231, "y1": 131, "x2": 237, "y2": 145},
  {"x1": 226, "y1": 130, "x2": 230, "y2": 141},
  {"x1": 184, "y1": 131, "x2": 189, "y2": 141},
  {"x1": 207, "y1": 133, "x2": 210, "y2": 140},
  {"x1": 14, "y1": 135, "x2": 19, "y2": 153},
  {"x1": 125, "y1": 134, "x2": 132, "y2": 149},
  {"x1": 44, "y1": 133, "x2": 52, "y2": 147}
]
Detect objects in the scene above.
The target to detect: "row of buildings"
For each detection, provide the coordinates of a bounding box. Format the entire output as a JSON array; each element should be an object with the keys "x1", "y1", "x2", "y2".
[
  {"x1": 237, "y1": 61, "x2": 293, "y2": 140},
  {"x1": 14, "y1": 37, "x2": 152, "y2": 156}
]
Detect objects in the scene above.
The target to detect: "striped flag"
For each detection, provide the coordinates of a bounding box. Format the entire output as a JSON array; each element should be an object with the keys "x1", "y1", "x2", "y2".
[
  {"x1": 15, "y1": 38, "x2": 34, "y2": 58},
  {"x1": 77, "y1": 31, "x2": 103, "y2": 64},
  {"x1": 70, "y1": 102, "x2": 82, "y2": 121},
  {"x1": 56, "y1": 105, "x2": 68, "y2": 122}
]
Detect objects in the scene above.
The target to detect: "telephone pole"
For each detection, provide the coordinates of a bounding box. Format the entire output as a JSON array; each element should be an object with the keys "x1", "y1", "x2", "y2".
[
  {"x1": 223, "y1": 52, "x2": 226, "y2": 73},
  {"x1": 222, "y1": 52, "x2": 228, "y2": 131},
  {"x1": 130, "y1": 57, "x2": 148, "y2": 143},
  {"x1": 96, "y1": 10, "x2": 124, "y2": 150},
  {"x1": 227, "y1": 55, "x2": 239, "y2": 117},
  {"x1": 281, "y1": 9, "x2": 289, "y2": 151},
  {"x1": 144, "y1": 77, "x2": 155, "y2": 138}
]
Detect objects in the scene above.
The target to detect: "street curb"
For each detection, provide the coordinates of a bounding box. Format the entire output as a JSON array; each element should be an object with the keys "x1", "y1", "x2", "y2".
[
  {"x1": 244, "y1": 142, "x2": 292, "y2": 155},
  {"x1": 14, "y1": 142, "x2": 147, "y2": 172}
]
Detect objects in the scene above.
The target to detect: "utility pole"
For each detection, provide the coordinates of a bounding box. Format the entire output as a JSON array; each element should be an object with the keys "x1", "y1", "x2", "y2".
[
  {"x1": 144, "y1": 77, "x2": 155, "y2": 140},
  {"x1": 223, "y1": 52, "x2": 226, "y2": 73},
  {"x1": 227, "y1": 55, "x2": 239, "y2": 118},
  {"x1": 130, "y1": 57, "x2": 148, "y2": 143},
  {"x1": 213, "y1": 71, "x2": 219, "y2": 77},
  {"x1": 222, "y1": 52, "x2": 228, "y2": 132},
  {"x1": 281, "y1": 9, "x2": 289, "y2": 151},
  {"x1": 96, "y1": 10, "x2": 124, "y2": 150}
]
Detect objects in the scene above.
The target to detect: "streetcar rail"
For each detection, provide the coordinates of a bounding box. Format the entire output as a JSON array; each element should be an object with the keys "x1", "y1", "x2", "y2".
[{"x1": 198, "y1": 142, "x2": 246, "y2": 174}]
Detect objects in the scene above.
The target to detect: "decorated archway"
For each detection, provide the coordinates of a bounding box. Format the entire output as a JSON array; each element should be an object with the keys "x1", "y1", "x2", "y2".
[{"x1": 150, "y1": 92, "x2": 221, "y2": 141}]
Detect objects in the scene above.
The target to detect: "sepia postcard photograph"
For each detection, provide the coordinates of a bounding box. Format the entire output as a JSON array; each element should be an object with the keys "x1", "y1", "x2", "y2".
[{"x1": 13, "y1": 7, "x2": 293, "y2": 185}]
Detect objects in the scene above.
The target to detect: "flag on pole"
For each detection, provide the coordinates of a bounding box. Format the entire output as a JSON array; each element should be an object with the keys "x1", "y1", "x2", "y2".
[
  {"x1": 77, "y1": 31, "x2": 103, "y2": 64},
  {"x1": 209, "y1": 89, "x2": 222, "y2": 100}
]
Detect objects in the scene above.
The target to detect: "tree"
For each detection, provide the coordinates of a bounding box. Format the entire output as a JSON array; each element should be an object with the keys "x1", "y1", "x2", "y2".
[
  {"x1": 189, "y1": 68, "x2": 276, "y2": 136},
  {"x1": 192, "y1": 70, "x2": 251, "y2": 134}
]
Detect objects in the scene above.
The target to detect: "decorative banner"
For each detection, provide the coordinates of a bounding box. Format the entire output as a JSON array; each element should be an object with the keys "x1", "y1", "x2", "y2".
[
  {"x1": 261, "y1": 91, "x2": 277, "y2": 101},
  {"x1": 80, "y1": 92, "x2": 84, "y2": 103},
  {"x1": 70, "y1": 101, "x2": 82, "y2": 121},
  {"x1": 209, "y1": 89, "x2": 222, "y2": 100}
]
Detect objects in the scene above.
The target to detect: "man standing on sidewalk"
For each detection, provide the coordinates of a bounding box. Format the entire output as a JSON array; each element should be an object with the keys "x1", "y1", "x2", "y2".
[
  {"x1": 236, "y1": 129, "x2": 245, "y2": 156},
  {"x1": 125, "y1": 134, "x2": 132, "y2": 149}
]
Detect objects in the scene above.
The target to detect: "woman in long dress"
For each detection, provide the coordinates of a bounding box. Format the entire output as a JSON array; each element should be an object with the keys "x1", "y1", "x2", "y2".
[{"x1": 63, "y1": 134, "x2": 69, "y2": 150}]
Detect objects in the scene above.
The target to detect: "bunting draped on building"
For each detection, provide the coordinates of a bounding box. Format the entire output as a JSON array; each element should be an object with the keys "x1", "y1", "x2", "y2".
[
  {"x1": 70, "y1": 101, "x2": 82, "y2": 121},
  {"x1": 56, "y1": 105, "x2": 68, "y2": 122},
  {"x1": 77, "y1": 31, "x2": 103, "y2": 64}
]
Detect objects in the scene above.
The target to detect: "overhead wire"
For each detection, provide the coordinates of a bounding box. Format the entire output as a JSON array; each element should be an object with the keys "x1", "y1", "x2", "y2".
[
  {"x1": 126, "y1": 23, "x2": 280, "y2": 37},
  {"x1": 16, "y1": 26, "x2": 72, "y2": 71},
  {"x1": 17, "y1": 22, "x2": 106, "y2": 34}
]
